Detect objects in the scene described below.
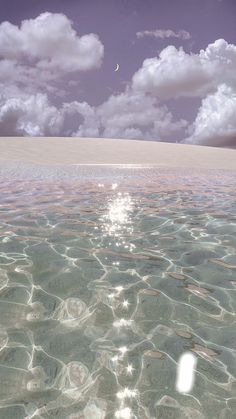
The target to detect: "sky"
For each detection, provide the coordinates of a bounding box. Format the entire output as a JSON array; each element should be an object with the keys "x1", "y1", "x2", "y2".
[{"x1": 0, "y1": 0, "x2": 236, "y2": 147}]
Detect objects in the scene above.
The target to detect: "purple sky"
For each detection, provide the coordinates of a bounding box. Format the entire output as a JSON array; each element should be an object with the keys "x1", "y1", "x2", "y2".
[{"x1": 1, "y1": 0, "x2": 236, "y2": 146}]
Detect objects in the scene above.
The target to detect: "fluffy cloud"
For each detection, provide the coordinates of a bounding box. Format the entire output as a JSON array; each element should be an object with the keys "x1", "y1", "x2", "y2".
[
  {"x1": 96, "y1": 89, "x2": 187, "y2": 140},
  {"x1": 0, "y1": 87, "x2": 186, "y2": 141},
  {"x1": 0, "y1": 12, "x2": 104, "y2": 87},
  {"x1": 0, "y1": 12, "x2": 187, "y2": 140},
  {"x1": 183, "y1": 84, "x2": 236, "y2": 147},
  {"x1": 63, "y1": 101, "x2": 100, "y2": 137},
  {"x1": 0, "y1": 92, "x2": 64, "y2": 136},
  {"x1": 1, "y1": 11, "x2": 235, "y2": 148},
  {"x1": 91, "y1": 88, "x2": 188, "y2": 140},
  {"x1": 136, "y1": 29, "x2": 191, "y2": 40},
  {"x1": 132, "y1": 37, "x2": 236, "y2": 147},
  {"x1": 132, "y1": 39, "x2": 236, "y2": 99},
  {"x1": 70, "y1": 90, "x2": 185, "y2": 141},
  {"x1": 0, "y1": 88, "x2": 101, "y2": 137}
]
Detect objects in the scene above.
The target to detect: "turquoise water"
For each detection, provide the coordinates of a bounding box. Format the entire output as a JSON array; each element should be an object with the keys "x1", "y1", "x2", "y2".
[{"x1": 0, "y1": 165, "x2": 236, "y2": 418}]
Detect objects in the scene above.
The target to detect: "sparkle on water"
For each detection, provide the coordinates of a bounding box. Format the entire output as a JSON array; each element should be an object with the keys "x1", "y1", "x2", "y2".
[{"x1": 0, "y1": 165, "x2": 236, "y2": 418}]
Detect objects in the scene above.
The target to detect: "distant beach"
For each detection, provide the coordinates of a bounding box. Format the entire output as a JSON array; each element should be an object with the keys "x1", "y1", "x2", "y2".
[{"x1": 0, "y1": 137, "x2": 236, "y2": 171}]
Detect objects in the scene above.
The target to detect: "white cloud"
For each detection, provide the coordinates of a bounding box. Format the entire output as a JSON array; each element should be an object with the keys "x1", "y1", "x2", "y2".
[
  {"x1": 0, "y1": 92, "x2": 64, "y2": 136},
  {"x1": 0, "y1": 89, "x2": 101, "y2": 137},
  {"x1": 0, "y1": 12, "x2": 104, "y2": 87},
  {"x1": 136, "y1": 29, "x2": 191, "y2": 40},
  {"x1": 183, "y1": 84, "x2": 236, "y2": 147},
  {"x1": 60, "y1": 89, "x2": 187, "y2": 140},
  {"x1": 132, "y1": 39, "x2": 236, "y2": 99},
  {"x1": 63, "y1": 101, "x2": 100, "y2": 137},
  {"x1": 96, "y1": 89, "x2": 187, "y2": 140},
  {"x1": 63, "y1": 88, "x2": 187, "y2": 140},
  {"x1": 0, "y1": 87, "x2": 187, "y2": 141},
  {"x1": 1, "y1": 12, "x2": 235, "y2": 148}
]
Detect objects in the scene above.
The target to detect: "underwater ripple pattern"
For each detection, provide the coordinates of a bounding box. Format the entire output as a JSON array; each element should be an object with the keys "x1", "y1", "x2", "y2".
[{"x1": 0, "y1": 167, "x2": 236, "y2": 418}]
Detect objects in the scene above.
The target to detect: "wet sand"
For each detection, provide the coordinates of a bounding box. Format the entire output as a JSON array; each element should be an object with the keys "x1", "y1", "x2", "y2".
[{"x1": 0, "y1": 137, "x2": 236, "y2": 170}]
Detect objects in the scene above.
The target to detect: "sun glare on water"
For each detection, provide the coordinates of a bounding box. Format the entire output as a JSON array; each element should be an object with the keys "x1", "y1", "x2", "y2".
[{"x1": 101, "y1": 192, "x2": 134, "y2": 236}]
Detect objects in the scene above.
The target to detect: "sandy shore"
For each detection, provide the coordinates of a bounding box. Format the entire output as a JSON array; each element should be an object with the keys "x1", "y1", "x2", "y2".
[{"x1": 0, "y1": 137, "x2": 236, "y2": 171}]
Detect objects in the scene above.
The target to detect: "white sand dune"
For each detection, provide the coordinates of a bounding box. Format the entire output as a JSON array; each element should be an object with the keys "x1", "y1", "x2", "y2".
[{"x1": 0, "y1": 137, "x2": 236, "y2": 171}]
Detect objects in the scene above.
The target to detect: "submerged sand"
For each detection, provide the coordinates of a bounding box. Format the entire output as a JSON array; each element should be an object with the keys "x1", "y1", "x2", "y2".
[{"x1": 0, "y1": 137, "x2": 236, "y2": 171}]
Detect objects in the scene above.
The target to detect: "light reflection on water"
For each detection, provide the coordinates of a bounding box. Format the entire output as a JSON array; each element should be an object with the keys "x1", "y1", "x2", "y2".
[
  {"x1": 0, "y1": 167, "x2": 235, "y2": 418},
  {"x1": 100, "y1": 191, "x2": 136, "y2": 255}
]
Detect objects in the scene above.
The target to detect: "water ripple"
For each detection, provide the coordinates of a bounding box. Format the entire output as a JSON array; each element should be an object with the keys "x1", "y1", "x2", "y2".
[{"x1": 0, "y1": 167, "x2": 235, "y2": 418}]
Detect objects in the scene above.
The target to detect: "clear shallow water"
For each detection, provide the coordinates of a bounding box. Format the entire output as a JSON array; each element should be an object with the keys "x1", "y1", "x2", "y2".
[{"x1": 0, "y1": 165, "x2": 236, "y2": 418}]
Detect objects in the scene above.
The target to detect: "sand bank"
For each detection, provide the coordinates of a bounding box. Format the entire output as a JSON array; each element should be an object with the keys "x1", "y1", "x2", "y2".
[{"x1": 0, "y1": 137, "x2": 236, "y2": 171}]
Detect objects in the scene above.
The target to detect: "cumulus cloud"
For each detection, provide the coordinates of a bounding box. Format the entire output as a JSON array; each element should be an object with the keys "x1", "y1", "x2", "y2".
[
  {"x1": 64, "y1": 101, "x2": 100, "y2": 137},
  {"x1": 183, "y1": 84, "x2": 236, "y2": 147},
  {"x1": 0, "y1": 86, "x2": 187, "y2": 141},
  {"x1": 96, "y1": 89, "x2": 187, "y2": 140},
  {"x1": 136, "y1": 29, "x2": 191, "y2": 40},
  {"x1": 0, "y1": 92, "x2": 64, "y2": 136},
  {"x1": 0, "y1": 12, "x2": 104, "y2": 87},
  {"x1": 65, "y1": 89, "x2": 187, "y2": 141},
  {"x1": 132, "y1": 37, "x2": 236, "y2": 146},
  {"x1": 0, "y1": 87, "x2": 103, "y2": 137},
  {"x1": 1, "y1": 12, "x2": 235, "y2": 148},
  {"x1": 132, "y1": 39, "x2": 236, "y2": 99}
]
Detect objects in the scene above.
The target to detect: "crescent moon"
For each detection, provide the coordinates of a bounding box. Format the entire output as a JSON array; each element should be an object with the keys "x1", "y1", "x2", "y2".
[{"x1": 114, "y1": 64, "x2": 120, "y2": 72}]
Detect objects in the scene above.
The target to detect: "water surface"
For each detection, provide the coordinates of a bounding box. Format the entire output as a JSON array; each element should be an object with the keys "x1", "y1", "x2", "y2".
[{"x1": 0, "y1": 165, "x2": 236, "y2": 418}]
